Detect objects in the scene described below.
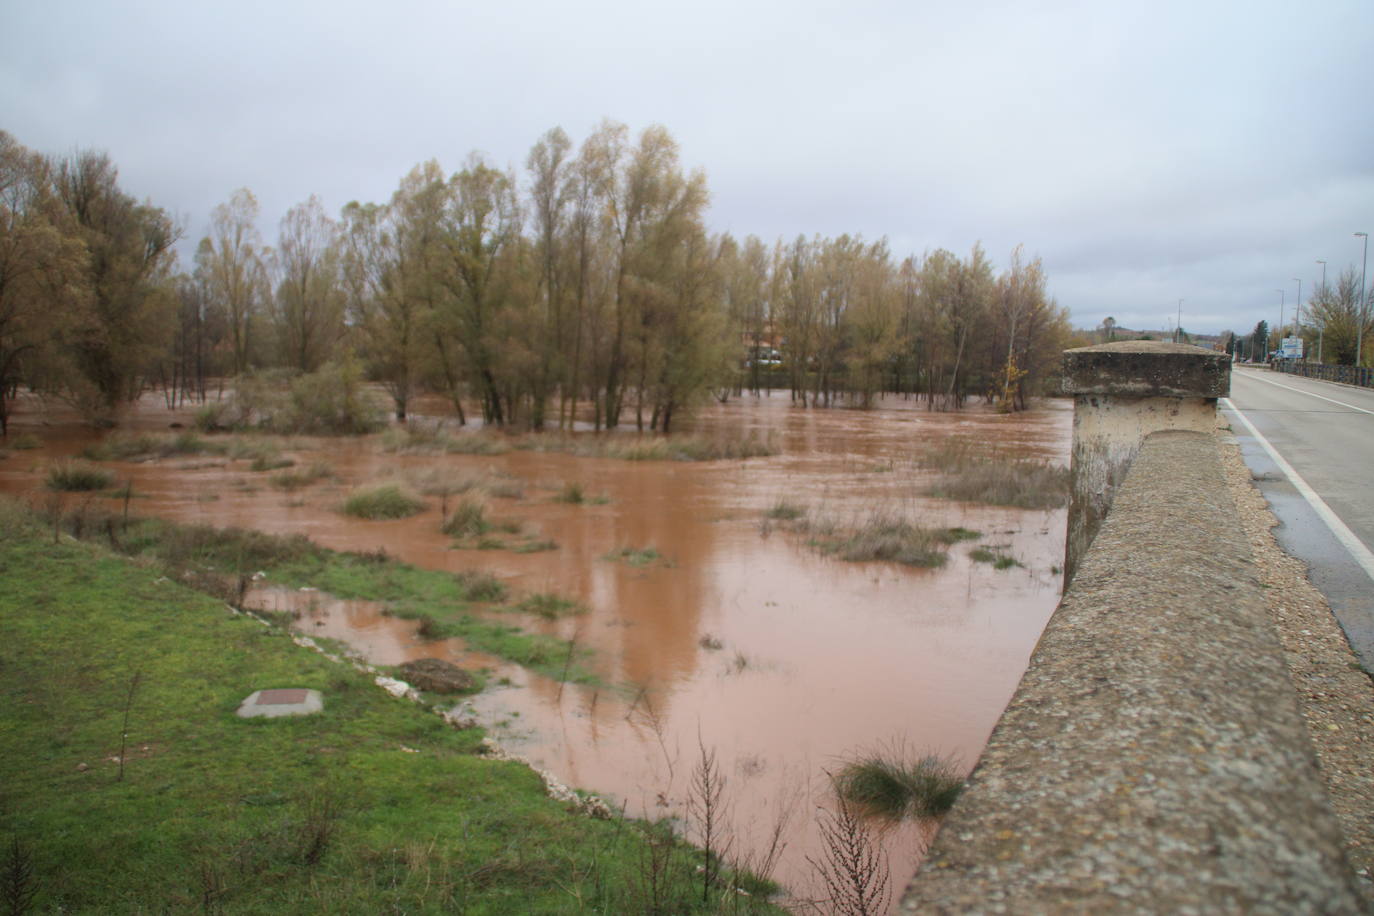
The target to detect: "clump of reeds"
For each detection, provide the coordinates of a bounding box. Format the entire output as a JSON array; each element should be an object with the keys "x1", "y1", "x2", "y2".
[
  {"x1": 46, "y1": 460, "x2": 115, "y2": 492},
  {"x1": 834, "y1": 747, "x2": 964, "y2": 820},
  {"x1": 340, "y1": 483, "x2": 425, "y2": 520}
]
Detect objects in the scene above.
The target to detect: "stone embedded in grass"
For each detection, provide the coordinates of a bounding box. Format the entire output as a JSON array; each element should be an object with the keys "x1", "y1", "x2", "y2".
[
  {"x1": 236, "y1": 688, "x2": 323, "y2": 719},
  {"x1": 397, "y1": 658, "x2": 476, "y2": 694}
]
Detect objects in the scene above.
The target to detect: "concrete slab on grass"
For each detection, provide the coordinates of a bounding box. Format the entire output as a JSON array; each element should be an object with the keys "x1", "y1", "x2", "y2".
[{"x1": 236, "y1": 688, "x2": 323, "y2": 719}]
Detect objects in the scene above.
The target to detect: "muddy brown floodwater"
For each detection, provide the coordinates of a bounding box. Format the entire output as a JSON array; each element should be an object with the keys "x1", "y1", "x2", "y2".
[{"x1": 1, "y1": 389, "x2": 1072, "y2": 910}]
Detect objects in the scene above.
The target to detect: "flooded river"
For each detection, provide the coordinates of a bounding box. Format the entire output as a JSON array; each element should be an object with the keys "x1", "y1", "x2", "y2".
[{"x1": 1, "y1": 389, "x2": 1072, "y2": 907}]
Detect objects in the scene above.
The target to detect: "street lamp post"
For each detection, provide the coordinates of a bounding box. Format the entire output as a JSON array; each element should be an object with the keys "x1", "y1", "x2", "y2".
[
  {"x1": 1276, "y1": 288, "x2": 1285, "y2": 355},
  {"x1": 1175, "y1": 298, "x2": 1183, "y2": 343},
  {"x1": 1293, "y1": 278, "x2": 1302, "y2": 355},
  {"x1": 1357, "y1": 232, "x2": 1369, "y2": 368},
  {"x1": 1316, "y1": 260, "x2": 1327, "y2": 364}
]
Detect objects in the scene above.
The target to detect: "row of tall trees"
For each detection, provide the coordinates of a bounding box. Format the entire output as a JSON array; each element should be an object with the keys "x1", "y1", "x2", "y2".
[{"x1": 1, "y1": 124, "x2": 1070, "y2": 435}]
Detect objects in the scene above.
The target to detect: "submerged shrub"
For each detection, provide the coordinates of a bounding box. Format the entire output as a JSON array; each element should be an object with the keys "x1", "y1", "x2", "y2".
[
  {"x1": 46, "y1": 460, "x2": 115, "y2": 492},
  {"x1": 205, "y1": 361, "x2": 385, "y2": 435},
  {"x1": 835, "y1": 750, "x2": 964, "y2": 820},
  {"x1": 341, "y1": 484, "x2": 425, "y2": 520}
]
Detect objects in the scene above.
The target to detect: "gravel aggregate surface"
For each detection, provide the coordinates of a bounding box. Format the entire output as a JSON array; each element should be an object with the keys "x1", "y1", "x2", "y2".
[{"x1": 1220, "y1": 426, "x2": 1374, "y2": 903}]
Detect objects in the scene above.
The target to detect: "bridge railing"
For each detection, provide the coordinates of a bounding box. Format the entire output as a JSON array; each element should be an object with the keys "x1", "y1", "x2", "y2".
[{"x1": 1271, "y1": 359, "x2": 1374, "y2": 388}]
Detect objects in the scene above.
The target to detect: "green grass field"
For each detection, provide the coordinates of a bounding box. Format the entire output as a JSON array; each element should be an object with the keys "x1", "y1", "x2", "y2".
[{"x1": 0, "y1": 507, "x2": 779, "y2": 914}]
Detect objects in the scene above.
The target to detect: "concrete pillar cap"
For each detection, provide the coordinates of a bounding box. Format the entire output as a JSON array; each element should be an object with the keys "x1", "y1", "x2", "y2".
[{"x1": 1063, "y1": 341, "x2": 1230, "y2": 398}]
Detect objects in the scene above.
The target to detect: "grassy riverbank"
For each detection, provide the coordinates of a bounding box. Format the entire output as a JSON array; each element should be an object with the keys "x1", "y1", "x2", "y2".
[{"x1": 0, "y1": 505, "x2": 780, "y2": 913}]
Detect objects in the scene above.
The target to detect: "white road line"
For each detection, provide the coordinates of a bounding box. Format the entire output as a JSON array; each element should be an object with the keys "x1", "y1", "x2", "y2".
[
  {"x1": 1236, "y1": 370, "x2": 1374, "y2": 416},
  {"x1": 1223, "y1": 397, "x2": 1374, "y2": 584}
]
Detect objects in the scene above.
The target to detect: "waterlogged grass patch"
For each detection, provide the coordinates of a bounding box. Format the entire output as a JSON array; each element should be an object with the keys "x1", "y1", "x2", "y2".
[
  {"x1": 45, "y1": 460, "x2": 116, "y2": 492},
  {"x1": 767, "y1": 506, "x2": 965, "y2": 568},
  {"x1": 517, "y1": 429, "x2": 780, "y2": 462},
  {"x1": 921, "y1": 441, "x2": 1069, "y2": 509},
  {"x1": 515, "y1": 593, "x2": 589, "y2": 619},
  {"x1": 379, "y1": 425, "x2": 510, "y2": 456},
  {"x1": 835, "y1": 749, "x2": 965, "y2": 820},
  {"x1": 341, "y1": 484, "x2": 425, "y2": 520},
  {"x1": 603, "y1": 545, "x2": 666, "y2": 568},
  {"x1": 969, "y1": 546, "x2": 1022, "y2": 569},
  {"x1": 764, "y1": 500, "x2": 806, "y2": 521},
  {"x1": 81, "y1": 430, "x2": 219, "y2": 462},
  {"x1": 270, "y1": 461, "x2": 334, "y2": 491}
]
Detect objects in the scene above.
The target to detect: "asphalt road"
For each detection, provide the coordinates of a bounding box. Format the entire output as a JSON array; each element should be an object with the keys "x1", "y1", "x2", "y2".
[{"x1": 1224, "y1": 367, "x2": 1374, "y2": 671}]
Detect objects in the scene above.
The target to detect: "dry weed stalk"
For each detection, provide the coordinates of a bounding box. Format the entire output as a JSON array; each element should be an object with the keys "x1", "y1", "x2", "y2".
[
  {"x1": 807, "y1": 795, "x2": 890, "y2": 916},
  {"x1": 689, "y1": 738, "x2": 733, "y2": 904}
]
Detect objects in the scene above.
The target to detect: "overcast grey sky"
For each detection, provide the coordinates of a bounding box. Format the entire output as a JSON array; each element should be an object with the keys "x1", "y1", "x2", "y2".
[{"x1": 3, "y1": 0, "x2": 1371, "y2": 336}]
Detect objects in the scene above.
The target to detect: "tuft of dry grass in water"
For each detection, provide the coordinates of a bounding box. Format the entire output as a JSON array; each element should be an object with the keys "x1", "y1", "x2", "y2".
[
  {"x1": 379, "y1": 424, "x2": 510, "y2": 456},
  {"x1": 834, "y1": 745, "x2": 964, "y2": 821},
  {"x1": 269, "y1": 461, "x2": 334, "y2": 491},
  {"x1": 921, "y1": 439, "x2": 1069, "y2": 510},
  {"x1": 340, "y1": 483, "x2": 425, "y2": 520},
  {"x1": 514, "y1": 593, "x2": 588, "y2": 619},
  {"x1": 776, "y1": 509, "x2": 950, "y2": 568},
  {"x1": 515, "y1": 429, "x2": 779, "y2": 462},
  {"x1": 45, "y1": 460, "x2": 116, "y2": 492}
]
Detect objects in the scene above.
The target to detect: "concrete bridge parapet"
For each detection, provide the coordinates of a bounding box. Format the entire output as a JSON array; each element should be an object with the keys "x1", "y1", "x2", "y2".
[
  {"x1": 1062, "y1": 341, "x2": 1230, "y2": 584},
  {"x1": 900, "y1": 339, "x2": 1365, "y2": 912},
  {"x1": 901, "y1": 429, "x2": 1365, "y2": 913}
]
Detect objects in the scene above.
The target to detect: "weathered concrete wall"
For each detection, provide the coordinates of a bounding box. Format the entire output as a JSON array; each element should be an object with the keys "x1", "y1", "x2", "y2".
[
  {"x1": 900, "y1": 431, "x2": 1365, "y2": 914},
  {"x1": 1063, "y1": 341, "x2": 1230, "y2": 584}
]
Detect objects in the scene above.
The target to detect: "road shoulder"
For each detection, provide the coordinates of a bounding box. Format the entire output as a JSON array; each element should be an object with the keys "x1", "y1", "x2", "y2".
[{"x1": 1219, "y1": 423, "x2": 1374, "y2": 900}]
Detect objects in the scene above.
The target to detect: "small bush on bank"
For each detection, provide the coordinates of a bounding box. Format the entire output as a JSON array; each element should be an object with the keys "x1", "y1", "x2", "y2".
[
  {"x1": 46, "y1": 460, "x2": 115, "y2": 492},
  {"x1": 835, "y1": 749, "x2": 964, "y2": 820},
  {"x1": 341, "y1": 484, "x2": 425, "y2": 520},
  {"x1": 10, "y1": 433, "x2": 42, "y2": 450}
]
